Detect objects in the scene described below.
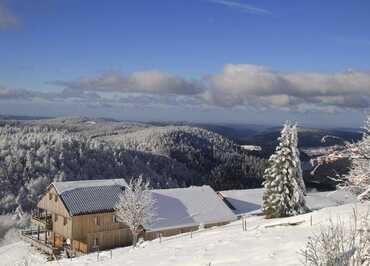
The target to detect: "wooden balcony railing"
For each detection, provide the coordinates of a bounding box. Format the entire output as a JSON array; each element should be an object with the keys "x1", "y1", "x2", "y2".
[{"x1": 31, "y1": 214, "x2": 52, "y2": 230}]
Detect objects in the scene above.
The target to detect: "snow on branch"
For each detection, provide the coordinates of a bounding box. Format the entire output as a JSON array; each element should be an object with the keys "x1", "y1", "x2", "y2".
[{"x1": 114, "y1": 176, "x2": 156, "y2": 247}]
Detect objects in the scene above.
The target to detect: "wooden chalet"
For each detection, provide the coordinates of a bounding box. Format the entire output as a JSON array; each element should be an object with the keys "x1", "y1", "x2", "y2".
[
  {"x1": 30, "y1": 179, "x2": 131, "y2": 254},
  {"x1": 28, "y1": 179, "x2": 237, "y2": 255}
]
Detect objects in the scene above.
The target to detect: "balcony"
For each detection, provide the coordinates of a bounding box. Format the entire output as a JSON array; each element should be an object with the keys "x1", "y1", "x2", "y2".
[{"x1": 31, "y1": 209, "x2": 52, "y2": 230}]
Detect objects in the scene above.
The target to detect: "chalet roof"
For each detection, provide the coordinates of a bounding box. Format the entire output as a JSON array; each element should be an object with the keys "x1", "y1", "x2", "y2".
[
  {"x1": 145, "y1": 186, "x2": 237, "y2": 231},
  {"x1": 51, "y1": 179, "x2": 127, "y2": 216}
]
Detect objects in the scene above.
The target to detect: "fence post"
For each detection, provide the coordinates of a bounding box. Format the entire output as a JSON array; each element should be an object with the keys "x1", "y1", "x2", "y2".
[
  {"x1": 110, "y1": 250, "x2": 112, "y2": 259},
  {"x1": 242, "y1": 217, "x2": 246, "y2": 231},
  {"x1": 310, "y1": 215, "x2": 313, "y2": 226},
  {"x1": 190, "y1": 230, "x2": 193, "y2": 239}
]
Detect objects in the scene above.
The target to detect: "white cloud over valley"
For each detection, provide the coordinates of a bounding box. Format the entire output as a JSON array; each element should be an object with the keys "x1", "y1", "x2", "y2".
[{"x1": 2, "y1": 65, "x2": 370, "y2": 114}]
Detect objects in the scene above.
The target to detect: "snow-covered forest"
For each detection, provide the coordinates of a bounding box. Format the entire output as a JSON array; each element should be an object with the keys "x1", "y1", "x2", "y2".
[
  {"x1": 0, "y1": 116, "x2": 369, "y2": 265},
  {"x1": 0, "y1": 121, "x2": 267, "y2": 214}
]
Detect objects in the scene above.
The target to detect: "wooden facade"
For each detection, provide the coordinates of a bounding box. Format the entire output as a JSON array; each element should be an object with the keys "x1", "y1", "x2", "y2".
[{"x1": 33, "y1": 185, "x2": 132, "y2": 253}]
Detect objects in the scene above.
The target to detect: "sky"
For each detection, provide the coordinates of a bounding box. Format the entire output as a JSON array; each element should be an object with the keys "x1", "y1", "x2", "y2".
[{"x1": 0, "y1": 0, "x2": 369, "y2": 127}]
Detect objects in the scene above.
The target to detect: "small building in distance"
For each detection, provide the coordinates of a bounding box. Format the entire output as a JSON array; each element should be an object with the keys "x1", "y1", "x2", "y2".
[
  {"x1": 240, "y1": 145, "x2": 262, "y2": 152},
  {"x1": 28, "y1": 179, "x2": 237, "y2": 255}
]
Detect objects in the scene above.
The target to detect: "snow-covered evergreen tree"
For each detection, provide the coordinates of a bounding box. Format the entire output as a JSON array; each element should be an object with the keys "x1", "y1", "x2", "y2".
[
  {"x1": 263, "y1": 121, "x2": 308, "y2": 218},
  {"x1": 114, "y1": 176, "x2": 156, "y2": 247},
  {"x1": 290, "y1": 123, "x2": 306, "y2": 195},
  {"x1": 343, "y1": 114, "x2": 370, "y2": 200}
]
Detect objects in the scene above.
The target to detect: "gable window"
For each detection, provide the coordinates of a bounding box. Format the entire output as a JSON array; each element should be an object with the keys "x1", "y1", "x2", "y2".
[
  {"x1": 113, "y1": 215, "x2": 118, "y2": 224},
  {"x1": 54, "y1": 195, "x2": 58, "y2": 202},
  {"x1": 49, "y1": 193, "x2": 52, "y2": 200},
  {"x1": 63, "y1": 217, "x2": 67, "y2": 226},
  {"x1": 94, "y1": 216, "x2": 100, "y2": 226},
  {"x1": 94, "y1": 237, "x2": 99, "y2": 247}
]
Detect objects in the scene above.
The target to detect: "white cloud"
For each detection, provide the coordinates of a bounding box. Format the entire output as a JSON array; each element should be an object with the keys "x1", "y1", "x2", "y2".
[
  {"x1": 204, "y1": 64, "x2": 370, "y2": 110},
  {"x1": 207, "y1": 0, "x2": 271, "y2": 15},
  {"x1": 52, "y1": 70, "x2": 203, "y2": 96},
  {"x1": 0, "y1": 86, "x2": 32, "y2": 99},
  {"x1": 3, "y1": 64, "x2": 370, "y2": 113}
]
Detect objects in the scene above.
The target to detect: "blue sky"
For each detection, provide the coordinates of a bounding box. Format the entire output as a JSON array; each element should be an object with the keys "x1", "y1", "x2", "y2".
[{"x1": 0, "y1": 0, "x2": 369, "y2": 127}]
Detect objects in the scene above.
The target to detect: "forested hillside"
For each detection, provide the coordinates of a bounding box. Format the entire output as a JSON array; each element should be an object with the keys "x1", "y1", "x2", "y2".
[
  {"x1": 107, "y1": 126, "x2": 267, "y2": 190},
  {"x1": 0, "y1": 122, "x2": 267, "y2": 214}
]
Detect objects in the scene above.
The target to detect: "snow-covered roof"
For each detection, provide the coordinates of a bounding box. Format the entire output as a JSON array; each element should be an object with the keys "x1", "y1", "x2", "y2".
[
  {"x1": 146, "y1": 186, "x2": 237, "y2": 231},
  {"x1": 52, "y1": 179, "x2": 128, "y2": 194},
  {"x1": 220, "y1": 188, "x2": 357, "y2": 215},
  {"x1": 219, "y1": 189, "x2": 263, "y2": 215},
  {"x1": 51, "y1": 179, "x2": 127, "y2": 216}
]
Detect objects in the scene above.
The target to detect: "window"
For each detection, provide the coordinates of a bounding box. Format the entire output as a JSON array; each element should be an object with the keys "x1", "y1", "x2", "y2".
[
  {"x1": 54, "y1": 194, "x2": 58, "y2": 202},
  {"x1": 94, "y1": 237, "x2": 99, "y2": 247},
  {"x1": 94, "y1": 216, "x2": 100, "y2": 226},
  {"x1": 54, "y1": 214, "x2": 58, "y2": 222},
  {"x1": 49, "y1": 193, "x2": 52, "y2": 200},
  {"x1": 63, "y1": 217, "x2": 67, "y2": 226},
  {"x1": 113, "y1": 215, "x2": 118, "y2": 224}
]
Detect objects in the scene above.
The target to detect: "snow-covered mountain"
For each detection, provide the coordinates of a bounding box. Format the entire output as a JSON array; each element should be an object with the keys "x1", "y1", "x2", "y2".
[{"x1": 0, "y1": 121, "x2": 267, "y2": 214}]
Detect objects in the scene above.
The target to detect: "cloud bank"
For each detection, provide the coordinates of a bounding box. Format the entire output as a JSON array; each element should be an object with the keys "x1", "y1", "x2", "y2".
[
  {"x1": 204, "y1": 64, "x2": 370, "y2": 110},
  {"x1": 2, "y1": 65, "x2": 370, "y2": 113},
  {"x1": 51, "y1": 70, "x2": 203, "y2": 96}
]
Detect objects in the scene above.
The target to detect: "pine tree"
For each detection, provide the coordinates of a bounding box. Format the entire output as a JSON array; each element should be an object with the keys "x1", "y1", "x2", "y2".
[{"x1": 263, "y1": 121, "x2": 308, "y2": 218}]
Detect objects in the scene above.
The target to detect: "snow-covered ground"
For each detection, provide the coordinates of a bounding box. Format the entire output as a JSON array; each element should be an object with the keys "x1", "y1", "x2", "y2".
[
  {"x1": 220, "y1": 188, "x2": 356, "y2": 215},
  {"x1": 1, "y1": 201, "x2": 368, "y2": 266}
]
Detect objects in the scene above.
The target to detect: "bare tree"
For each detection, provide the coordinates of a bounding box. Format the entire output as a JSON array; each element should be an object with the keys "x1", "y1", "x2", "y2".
[
  {"x1": 301, "y1": 208, "x2": 370, "y2": 266},
  {"x1": 343, "y1": 115, "x2": 370, "y2": 200},
  {"x1": 310, "y1": 114, "x2": 370, "y2": 201},
  {"x1": 114, "y1": 176, "x2": 156, "y2": 247}
]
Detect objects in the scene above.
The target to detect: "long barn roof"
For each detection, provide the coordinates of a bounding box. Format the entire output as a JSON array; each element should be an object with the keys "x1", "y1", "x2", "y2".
[{"x1": 145, "y1": 186, "x2": 237, "y2": 231}]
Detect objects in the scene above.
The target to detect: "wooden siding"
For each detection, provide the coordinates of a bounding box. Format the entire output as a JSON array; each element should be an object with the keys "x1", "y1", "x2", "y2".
[
  {"x1": 86, "y1": 228, "x2": 132, "y2": 252},
  {"x1": 72, "y1": 240, "x2": 88, "y2": 253},
  {"x1": 144, "y1": 221, "x2": 230, "y2": 241},
  {"x1": 52, "y1": 213, "x2": 72, "y2": 239},
  {"x1": 72, "y1": 212, "x2": 132, "y2": 252},
  {"x1": 144, "y1": 225, "x2": 198, "y2": 241},
  {"x1": 37, "y1": 186, "x2": 70, "y2": 217}
]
